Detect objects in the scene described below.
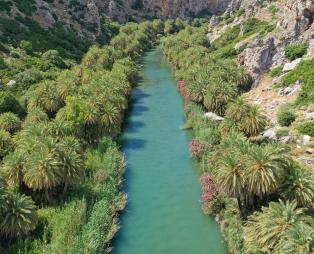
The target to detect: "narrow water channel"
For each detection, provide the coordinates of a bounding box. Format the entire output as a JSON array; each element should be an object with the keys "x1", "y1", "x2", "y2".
[{"x1": 113, "y1": 47, "x2": 227, "y2": 254}]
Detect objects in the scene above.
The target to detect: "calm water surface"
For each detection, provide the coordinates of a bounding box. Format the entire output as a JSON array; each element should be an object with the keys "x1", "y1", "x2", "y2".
[{"x1": 112, "y1": 47, "x2": 227, "y2": 254}]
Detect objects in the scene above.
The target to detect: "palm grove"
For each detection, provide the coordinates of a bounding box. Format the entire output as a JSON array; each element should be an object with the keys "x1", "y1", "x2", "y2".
[
  {"x1": 0, "y1": 19, "x2": 165, "y2": 253},
  {"x1": 162, "y1": 20, "x2": 314, "y2": 254}
]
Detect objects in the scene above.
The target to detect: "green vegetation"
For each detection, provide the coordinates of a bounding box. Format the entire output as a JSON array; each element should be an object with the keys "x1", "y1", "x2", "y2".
[
  {"x1": 270, "y1": 65, "x2": 283, "y2": 77},
  {"x1": 209, "y1": 18, "x2": 275, "y2": 60},
  {"x1": 277, "y1": 105, "x2": 296, "y2": 127},
  {"x1": 0, "y1": 19, "x2": 165, "y2": 253},
  {"x1": 162, "y1": 22, "x2": 314, "y2": 254},
  {"x1": 298, "y1": 121, "x2": 314, "y2": 137},
  {"x1": 285, "y1": 43, "x2": 309, "y2": 61},
  {"x1": 282, "y1": 59, "x2": 314, "y2": 106}
]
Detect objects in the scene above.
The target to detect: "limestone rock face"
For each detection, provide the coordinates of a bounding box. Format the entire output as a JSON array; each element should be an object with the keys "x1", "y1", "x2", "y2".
[
  {"x1": 234, "y1": 0, "x2": 314, "y2": 82},
  {"x1": 238, "y1": 37, "x2": 277, "y2": 82}
]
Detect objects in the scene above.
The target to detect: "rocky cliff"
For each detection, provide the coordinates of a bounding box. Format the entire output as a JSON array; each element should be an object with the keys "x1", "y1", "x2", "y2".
[{"x1": 208, "y1": 0, "x2": 314, "y2": 82}]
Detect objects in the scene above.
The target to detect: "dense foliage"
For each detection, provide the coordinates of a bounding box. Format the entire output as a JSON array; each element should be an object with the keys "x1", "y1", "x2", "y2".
[
  {"x1": 0, "y1": 19, "x2": 164, "y2": 253},
  {"x1": 162, "y1": 22, "x2": 314, "y2": 254}
]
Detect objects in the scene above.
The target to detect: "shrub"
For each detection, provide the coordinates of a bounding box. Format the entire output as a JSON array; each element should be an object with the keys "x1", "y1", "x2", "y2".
[
  {"x1": 270, "y1": 66, "x2": 283, "y2": 77},
  {"x1": 15, "y1": 68, "x2": 43, "y2": 86},
  {"x1": 20, "y1": 40, "x2": 33, "y2": 54},
  {"x1": 0, "y1": 112, "x2": 22, "y2": 133},
  {"x1": 298, "y1": 121, "x2": 314, "y2": 137},
  {"x1": 0, "y1": 57, "x2": 7, "y2": 70},
  {"x1": 200, "y1": 174, "x2": 219, "y2": 214},
  {"x1": 275, "y1": 127, "x2": 289, "y2": 138},
  {"x1": 189, "y1": 139, "x2": 205, "y2": 158},
  {"x1": 268, "y1": 5, "x2": 279, "y2": 14},
  {"x1": 0, "y1": 91, "x2": 24, "y2": 116},
  {"x1": 285, "y1": 43, "x2": 308, "y2": 61},
  {"x1": 277, "y1": 106, "x2": 296, "y2": 126},
  {"x1": 281, "y1": 60, "x2": 314, "y2": 106}
]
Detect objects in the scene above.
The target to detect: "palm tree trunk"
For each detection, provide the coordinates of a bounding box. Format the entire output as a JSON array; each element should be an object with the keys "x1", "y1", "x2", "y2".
[
  {"x1": 45, "y1": 189, "x2": 50, "y2": 203},
  {"x1": 62, "y1": 181, "x2": 68, "y2": 197},
  {"x1": 237, "y1": 196, "x2": 243, "y2": 218}
]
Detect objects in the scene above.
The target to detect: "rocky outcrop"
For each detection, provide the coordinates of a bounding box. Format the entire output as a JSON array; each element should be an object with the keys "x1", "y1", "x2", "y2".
[
  {"x1": 235, "y1": 0, "x2": 314, "y2": 82},
  {"x1": 238, "y1": 37, "x2": 277, "y2": 81}
]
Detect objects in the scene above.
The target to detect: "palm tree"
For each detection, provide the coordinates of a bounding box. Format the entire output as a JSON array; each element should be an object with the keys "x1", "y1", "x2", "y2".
[
  {"x1": 2, "y1": 150, "x2": 26, "y2": 185},
  {"x1": 27, "y1": 81, "x2": 63, "y2": 115},
  {"x1": 245, "y1": 143, "x2": 290, "y2": 199},
  {"x1": 240, "y1": 104, "x2": 267, "y2": 137},
  {"x1": 245, "y1": 200, "x2": 314, "y2": 253},
  {"x1": 281, "y1": 162, "x2": 314, "y2": 207},
  {"x1": 0, "y1": 129, "x2": 12, "y2": 158},
  {"x1": 100, "y1": 103, "x2": 122, "y2": 136},
  {"x1": 203, "y1": 79, "x2": 237, "y2": 116},
  {"x1": 219, "y1": 117, "x2": 241, "y2": 136},
  {"x1": 0, "y1": 192, "x2": 37, "y2": 237},
  {"x1": 215, "y1": 153, "x2": 246, "y2": 217},
  {"x1": 0, "y1": 112, "x2": 21, "y2": 133},
  {"x1": 23, "y1": 107, "x2": 48, "y2": 127},
  {"x1": 23, "y1": 138, "x2": 63, "y2": 201},
  {"x1": 276, "y1": 222, "x2": 314, "y2": 254},
  {"x1": 57, "y1": 136, "x2": 83, "y2": 195},
  {"x1": 0, "y1": 175, "x2": 7, "y2": 212},
  {"x1": 225, "y1": 97, "x2": 250, "y2": 122}
]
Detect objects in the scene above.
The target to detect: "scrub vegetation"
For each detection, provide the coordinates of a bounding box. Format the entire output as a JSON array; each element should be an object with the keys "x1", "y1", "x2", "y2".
[{"x1": 162, "y1": 22, "x2": 314, "y2": 254}]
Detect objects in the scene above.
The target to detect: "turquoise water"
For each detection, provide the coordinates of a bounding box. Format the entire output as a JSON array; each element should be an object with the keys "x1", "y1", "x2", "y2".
[{"x1": 112, "y1": 48, "x2": 227, "y2": 254}]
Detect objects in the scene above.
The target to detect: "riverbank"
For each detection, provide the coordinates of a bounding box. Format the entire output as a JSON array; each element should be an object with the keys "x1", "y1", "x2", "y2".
[{"x1": 161, "y1": 20, "x2": 314, "y2": 254}]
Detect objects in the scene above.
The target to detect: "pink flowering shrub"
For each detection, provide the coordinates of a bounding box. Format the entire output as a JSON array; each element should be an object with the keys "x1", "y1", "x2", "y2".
[
  {"x1": 177, "y1": 80, "x2": 192, "y2": 101},
  {"x1": 200, "y1": 174, "x2": 219, "y2": 214},
  {"x1": 189, "y1": 139, "x2": 205, "y2": 158}
]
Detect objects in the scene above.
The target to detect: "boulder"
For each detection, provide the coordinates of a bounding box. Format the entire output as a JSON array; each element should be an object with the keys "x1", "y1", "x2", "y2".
[
  {"x1": 6, "y1": 80, "x2": 16, "y2": 87},
  {"x1": 263, "y1": 128, "x2": 277, "y2": 140},
  {"x1": 280, "y1": 136, "x2": 291, "y2": 144},
  {"x1": 303, "y1": 135, "x2": 311, "y2": 145},
  {"x1": 304, "y1": 112, "x2": 314, "y2": 120},
  {"x1": 306, "y1": 148, "x2": 314, "y2": 154},
  {"x1": 283, "y1": 58, "x2": 302, "y2": 72},
  {"x1": 308, "y1": 38, "x2": 314, "y2": 56},
  {"x1": 278, "y1": 87, "x2": 293, "y2": 96},
  {"x1": 204, "y1": 112, "x2": 224, "y2": 121},
  {"x1": 287, "y1": 83, "x2": 301, "y2": 96},
  {"x1": 299, "y1": 157, "x2": 314, "y2": 165}
]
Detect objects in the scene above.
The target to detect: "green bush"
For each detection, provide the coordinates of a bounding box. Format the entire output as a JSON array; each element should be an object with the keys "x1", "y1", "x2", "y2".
[
  {"x1": 0, "y1": 57, "x2": 7, "y2": 70},
  {"x1": 275, "y1": 127, "x2": 289, "y2": 138},
  {"x1": 285, "y1": 43, "x2": 308, "y2": 61},
  {"x1": 0, "y1": 91, "x2": 25, "y2": 116},
  {"x1": 243, "y1": 18, "x2": 275, "y2": 35},
  {"x1": 270, "y1": 66, "x2": 283, "y2": 77},
  {"x1": 281, "y1": 59, "x2": 314, "y2": 106},
  {"x1": 277, "y1": 106, "x2": 296, "y2": 126},
  {"x1": 20, "y1": 40, "x2": 33, "y2": 54},
  {"x1": 298, "y1": 121, "x2": 314, "y2": 137},
  {"x1": 268, "y1": 5, "x2": 279, "y2": 14}
]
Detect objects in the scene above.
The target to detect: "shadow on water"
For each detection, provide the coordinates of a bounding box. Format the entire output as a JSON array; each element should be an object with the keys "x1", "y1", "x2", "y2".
[
  {"x1": 120, "y1": 137, "x2": 147, "y2": 151},
  {"x1": 124, "y1": 121, "x2": 146, "y2": 133}
]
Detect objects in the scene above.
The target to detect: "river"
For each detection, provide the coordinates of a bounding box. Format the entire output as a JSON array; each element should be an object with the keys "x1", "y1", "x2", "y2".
[{"x1": 112, "y1": 47, "x2": 227, "y2": 254}]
